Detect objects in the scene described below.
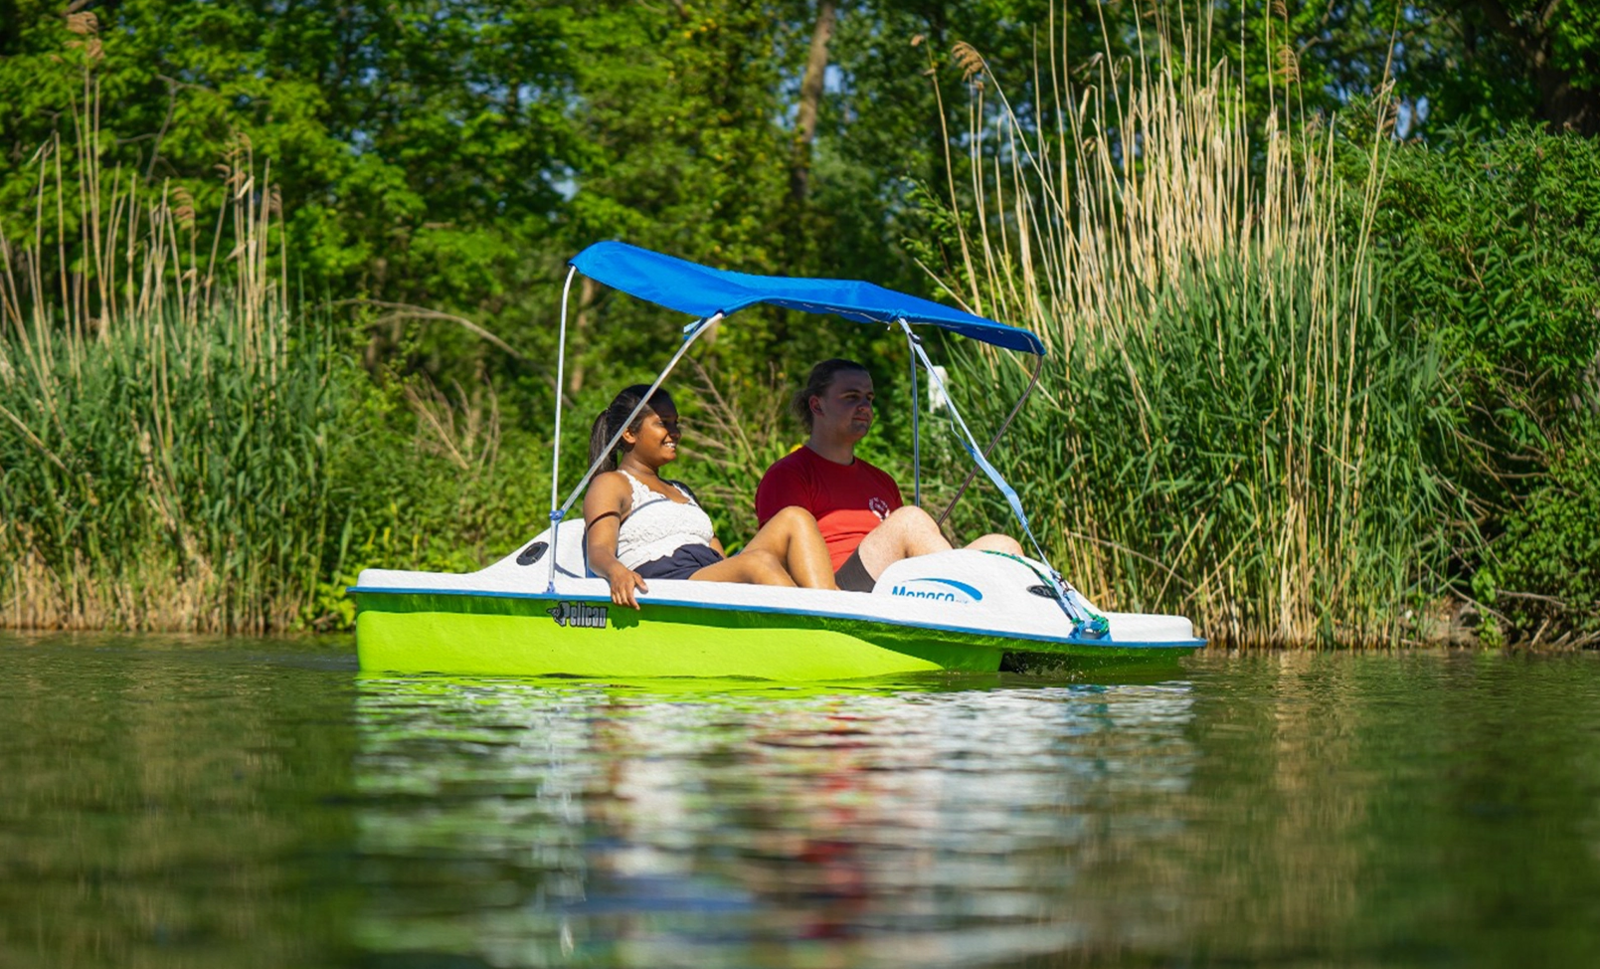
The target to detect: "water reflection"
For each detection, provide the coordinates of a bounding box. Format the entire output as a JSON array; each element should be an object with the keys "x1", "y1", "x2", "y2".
[
  {"x1": 6, "y1": 636, "x2": 1598, "y2": 968},
  {"x1": 350, "y1": 676, "x2": 1198, "y2": 967},
  {"x1": 0, "y1": 633, "x2": 360, "y2": 969}
]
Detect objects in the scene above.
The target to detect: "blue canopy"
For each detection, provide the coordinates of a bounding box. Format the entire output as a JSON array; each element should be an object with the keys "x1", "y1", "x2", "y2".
[{"x1": 569, "y1": 241, "x2": 1045, "y2": 355}]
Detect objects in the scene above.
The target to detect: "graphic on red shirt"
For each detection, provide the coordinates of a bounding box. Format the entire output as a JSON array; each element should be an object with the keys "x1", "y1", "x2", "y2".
[{"x1": 755, "y1": 446, "x2": 903, "y2": 571}]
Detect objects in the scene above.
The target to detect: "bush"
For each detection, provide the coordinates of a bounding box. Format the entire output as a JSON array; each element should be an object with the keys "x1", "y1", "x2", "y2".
[
  {"x1": 1372, "y1": 125, "x2": 1600, "y2": 432},
  {"x1": 1365, "y1": 126, "x2": 1600, "y2": 642},
  {"x1": 1485, "y1": 414, "x2": 1600, "y2": 645}
]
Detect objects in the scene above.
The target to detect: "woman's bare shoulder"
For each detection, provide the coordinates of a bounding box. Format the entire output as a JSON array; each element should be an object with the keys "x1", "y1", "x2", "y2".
[{"x1": 586, "y1": 470, "x2": 631, "y2": 505}]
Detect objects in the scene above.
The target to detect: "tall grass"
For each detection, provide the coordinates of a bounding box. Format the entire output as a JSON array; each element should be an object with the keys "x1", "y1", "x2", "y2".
[
  {"x1": 931, "y1": 8, "x2": 1460, "y2": 645},
  {"x1": 0, "y1": 67, "x2": 344, "y2": 632}
]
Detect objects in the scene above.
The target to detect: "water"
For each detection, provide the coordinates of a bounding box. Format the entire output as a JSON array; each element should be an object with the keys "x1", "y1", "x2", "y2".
[{"x1": 3, "y1": 634, "x2": 1598, "y2": 968}]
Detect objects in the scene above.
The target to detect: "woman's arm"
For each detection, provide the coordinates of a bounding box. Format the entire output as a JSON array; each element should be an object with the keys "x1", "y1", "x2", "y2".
[{"x1": 583, "y1": 472, "x2": 649, "y2": 609}]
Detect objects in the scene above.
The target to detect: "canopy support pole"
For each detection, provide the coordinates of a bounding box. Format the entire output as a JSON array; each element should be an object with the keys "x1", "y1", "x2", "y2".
[
  {"x1": 896, "y1": 322, "x2": 1104, "y2": 637},
  {"x1": 935, "y1": 351, "x2": 1044, "y2": 527},
  {"x1": 549, "y1": 266, "x2": 578, "y2": 518},
  {"x1": 904, "y1": 321, "x2": 921, "y2": 506},
  {"x1": 545, "y1": 311, "x2": 724, "y2": 593}
]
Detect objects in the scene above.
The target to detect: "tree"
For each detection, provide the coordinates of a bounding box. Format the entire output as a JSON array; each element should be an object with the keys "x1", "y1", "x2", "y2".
[
  {"x1": 1, "y1": 1, "x2": 581, "y2": 306},
  {"x1": 1253, "y1": 0, "x2": 1600, "y2": 137}
]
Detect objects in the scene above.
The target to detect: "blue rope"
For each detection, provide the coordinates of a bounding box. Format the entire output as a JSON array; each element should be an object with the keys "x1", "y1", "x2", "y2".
[{"x1": 899, "y1": 321, "x2": 1107, "y2": 638}]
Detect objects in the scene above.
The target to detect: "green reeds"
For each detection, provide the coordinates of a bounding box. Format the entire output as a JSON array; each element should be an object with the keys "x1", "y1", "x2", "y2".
[
  {"x1": 0, "y1": 72, "x2": 342, "y2": 632},
  {"x1": 934, "y1": 7, "x2": 1459, "y2": 645}
]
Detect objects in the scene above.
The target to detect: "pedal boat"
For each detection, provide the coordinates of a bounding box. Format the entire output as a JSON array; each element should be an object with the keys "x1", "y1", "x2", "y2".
[{"x1": 350, "y1": 242, "x2": 1205, "y2": 679}]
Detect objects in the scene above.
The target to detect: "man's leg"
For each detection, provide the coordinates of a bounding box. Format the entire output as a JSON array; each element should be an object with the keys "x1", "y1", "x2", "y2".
[
  {"x1": 855, "y1": 506, "x2": 952, "y2": 581},
  {"x1": 964, "y1": 533, "x2": 1024, "y2": 556}
]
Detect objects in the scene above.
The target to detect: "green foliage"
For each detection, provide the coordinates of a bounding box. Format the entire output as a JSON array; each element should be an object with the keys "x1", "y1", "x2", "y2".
[
  {"x1": 0, "y1": 302, "x2": 554, "y2": 632},
  {"x1": 1486, "y1": 414, "x2": 1600, "y2": 644},
  {"x1": 1370, "y1": 125, "x2": 1600, "y2": 436},
  {"x1": 0, "y1": 0, "x2": 580, "y2": 381},
  {"x1": 920, "y1": 6, "x2": 1477, "y2": 645},
  {"x1": 1199, "y1": 1, "x2": 1600, "y2": 137},
  {"x1": 332, "y1": 383, "x2": 550, "y2": 579},
  {"x1": 0, "y1": 0, "x2": 1111, "y2": 412},
  {"x1": 0, "y1": 300, "x2": 347, "y2": 630},
  {"x1": 1357, "y1": 125, "x2": 1600, "y2": 640},
  {"x1": 954, "y1": 252, "x2": 1459, "y2": 645}
]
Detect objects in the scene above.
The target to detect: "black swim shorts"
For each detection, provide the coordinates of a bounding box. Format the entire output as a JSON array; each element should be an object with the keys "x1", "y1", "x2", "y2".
[{"x1": 834, "y1": 548, "x2": 877, "y2": 593}]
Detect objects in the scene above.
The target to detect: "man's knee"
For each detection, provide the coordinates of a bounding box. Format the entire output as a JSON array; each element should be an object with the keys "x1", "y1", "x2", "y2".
[
  {"x1": 967, "y1": 533, "x2": 1024, "y2": 556},
  {"x1": 883, "y1": 505, "x2": 938, "y2": 537},
  {"x1": 867, "y1": 505, "x2": 950, "y2": 560}
]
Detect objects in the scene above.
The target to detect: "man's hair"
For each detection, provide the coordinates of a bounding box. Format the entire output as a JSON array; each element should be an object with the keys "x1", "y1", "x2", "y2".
[
  {"x1": 791, "y1": 359, "x2": 870, "y2": 430},
  {"x1": 589, "y1": 384, "x2": 674, "y2": 469}
]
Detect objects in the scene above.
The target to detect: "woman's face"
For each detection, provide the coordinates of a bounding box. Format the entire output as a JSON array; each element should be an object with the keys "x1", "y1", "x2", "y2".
[{"x1": 623, "y1": 402, "x2": 682, "y2": 467}]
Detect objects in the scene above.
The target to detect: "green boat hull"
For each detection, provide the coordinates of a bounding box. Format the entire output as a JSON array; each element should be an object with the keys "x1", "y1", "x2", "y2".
[{"x1": 354, "y1": 591, "x2": 1198, "y2": 680}]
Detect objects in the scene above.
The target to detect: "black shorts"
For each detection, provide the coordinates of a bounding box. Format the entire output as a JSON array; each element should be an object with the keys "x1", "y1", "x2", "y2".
[
  {"x1": 633, "y1": 544, "x2": 724, "y2": 580},
  {"x1": 834, "y1": 548, "x2": 877, "y2": 593}
]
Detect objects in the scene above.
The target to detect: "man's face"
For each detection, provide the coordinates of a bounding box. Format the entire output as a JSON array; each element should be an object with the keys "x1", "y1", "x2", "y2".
[{"x1": 811, "y1": 370, "x2": 875, "y2": 444}]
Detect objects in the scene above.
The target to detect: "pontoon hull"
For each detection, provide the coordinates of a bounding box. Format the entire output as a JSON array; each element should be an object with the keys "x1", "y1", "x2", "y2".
[
  {"x1": 354, "y1": 591, "x2": 1014, "y2": 679},
  {"x1": 351, "y1": 527, "x2": 1203, "y2": 680}
]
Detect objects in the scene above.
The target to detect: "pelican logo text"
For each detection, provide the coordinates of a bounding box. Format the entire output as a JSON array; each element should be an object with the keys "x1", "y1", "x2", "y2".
[
  {"x1": 547, "y1": 601, "x2": 608, "y2": 629},
  {"x1": 888, "y1": 577, "x2": 984, "y2": 604}
]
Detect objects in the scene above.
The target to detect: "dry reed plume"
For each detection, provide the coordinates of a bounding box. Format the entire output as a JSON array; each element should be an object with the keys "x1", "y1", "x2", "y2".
[
  {"x1": 928, "y1": 5, "x2": 1454, "y2": 646},
  {"x1": 0, "y1": 33, "x2": 326, "y2": 634}
]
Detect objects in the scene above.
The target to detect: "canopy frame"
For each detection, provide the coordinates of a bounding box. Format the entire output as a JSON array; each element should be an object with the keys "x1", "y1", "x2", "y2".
[{"x1": 544, "y1": 242, "x2": 1105, "y2": 637}]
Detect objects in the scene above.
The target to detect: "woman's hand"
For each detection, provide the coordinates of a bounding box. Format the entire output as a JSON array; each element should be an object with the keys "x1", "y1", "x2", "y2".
[
  {"x1": 603, "y1": 562, "x2": 649, "y2": 609},
  {"x1": 585, "y1": 471, "x2": 644, "y2": 608}
]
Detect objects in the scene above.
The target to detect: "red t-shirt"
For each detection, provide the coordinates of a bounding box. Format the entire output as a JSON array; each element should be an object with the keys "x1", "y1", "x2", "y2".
[{"x1": 756, "y1": 446, "x2": 903, "y2": 571}]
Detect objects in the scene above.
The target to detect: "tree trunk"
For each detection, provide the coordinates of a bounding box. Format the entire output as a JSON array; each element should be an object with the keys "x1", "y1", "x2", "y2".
[
  {"x1": 1474, "y1": 0, "x2": 1600, "y2": 135},
  {"x1": 790, "y1": 0, "x2": 838, "y2": 204},
  {"x1": 1534, "y1": 64, "x2": 1600, "y2": 136}
]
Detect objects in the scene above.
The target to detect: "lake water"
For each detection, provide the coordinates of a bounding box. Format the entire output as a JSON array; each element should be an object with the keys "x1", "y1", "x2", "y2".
[{"x1": 2, "y1": 633, "x2": 1598, "y2": 968}]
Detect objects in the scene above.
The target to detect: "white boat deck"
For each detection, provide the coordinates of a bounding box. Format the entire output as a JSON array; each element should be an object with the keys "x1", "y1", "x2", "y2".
[{"x1": 354, "y1": 522, "x2": 1200, "y2": 648}]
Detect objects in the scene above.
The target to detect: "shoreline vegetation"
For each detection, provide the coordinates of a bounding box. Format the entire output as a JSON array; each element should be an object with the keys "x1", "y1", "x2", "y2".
[
  {"x1": 3, "y1": 4, "x2": 1598, "y2": 647},
  {"x1": 929, "y1": 16, "x2": 1449, "y2": 647}
]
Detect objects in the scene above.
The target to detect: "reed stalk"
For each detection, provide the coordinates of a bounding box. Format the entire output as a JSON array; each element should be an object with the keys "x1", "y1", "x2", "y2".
[
  {"x1": 931, "y1": 5, "x2": 1456, "y2": 645},
  {"x1": 0, "y1": 51, "x2": 336, "y2": 633}
]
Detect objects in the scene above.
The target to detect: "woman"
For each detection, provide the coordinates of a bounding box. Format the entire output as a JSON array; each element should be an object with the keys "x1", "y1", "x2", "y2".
[{"x1": 584, "y1": 384, "x2": 839, "y2": 608}]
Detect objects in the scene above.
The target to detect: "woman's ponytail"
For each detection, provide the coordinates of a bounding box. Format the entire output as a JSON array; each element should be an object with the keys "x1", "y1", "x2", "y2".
[{"x1": 587, "y1": 384, "x2": 673, "y2": 470}]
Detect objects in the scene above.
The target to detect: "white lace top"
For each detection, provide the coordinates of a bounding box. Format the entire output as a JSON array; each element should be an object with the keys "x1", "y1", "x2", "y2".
[{"x1": 613, "y1": 470, "x2": 717, "y2": 569}]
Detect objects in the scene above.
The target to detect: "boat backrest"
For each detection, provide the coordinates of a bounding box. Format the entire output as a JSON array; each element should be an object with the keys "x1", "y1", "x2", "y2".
[{"x1": 492, "y1": 519, "x2": 589, "y2": 580}]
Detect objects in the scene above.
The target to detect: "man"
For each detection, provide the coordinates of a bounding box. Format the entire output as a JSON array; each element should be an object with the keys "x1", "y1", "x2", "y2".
[{"x1": 755, "y1": 358, "x2": 1024, "y2": 592}]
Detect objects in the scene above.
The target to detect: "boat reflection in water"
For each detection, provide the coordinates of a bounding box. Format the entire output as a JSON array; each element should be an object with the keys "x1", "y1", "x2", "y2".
[{"x1": 349, "y1": 673, "x2": 1197, "y2": 967}]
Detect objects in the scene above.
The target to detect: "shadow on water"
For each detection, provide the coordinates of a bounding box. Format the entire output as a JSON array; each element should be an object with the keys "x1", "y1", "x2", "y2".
[{"x1": 3, "y1": 633, "x2": 1600, "y2": 968}]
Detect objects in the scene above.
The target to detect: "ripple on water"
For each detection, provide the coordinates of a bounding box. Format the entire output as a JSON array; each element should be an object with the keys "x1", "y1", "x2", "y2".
[{"x1": 4, "y1": 637, "x2": 1600, "y2": 968}]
